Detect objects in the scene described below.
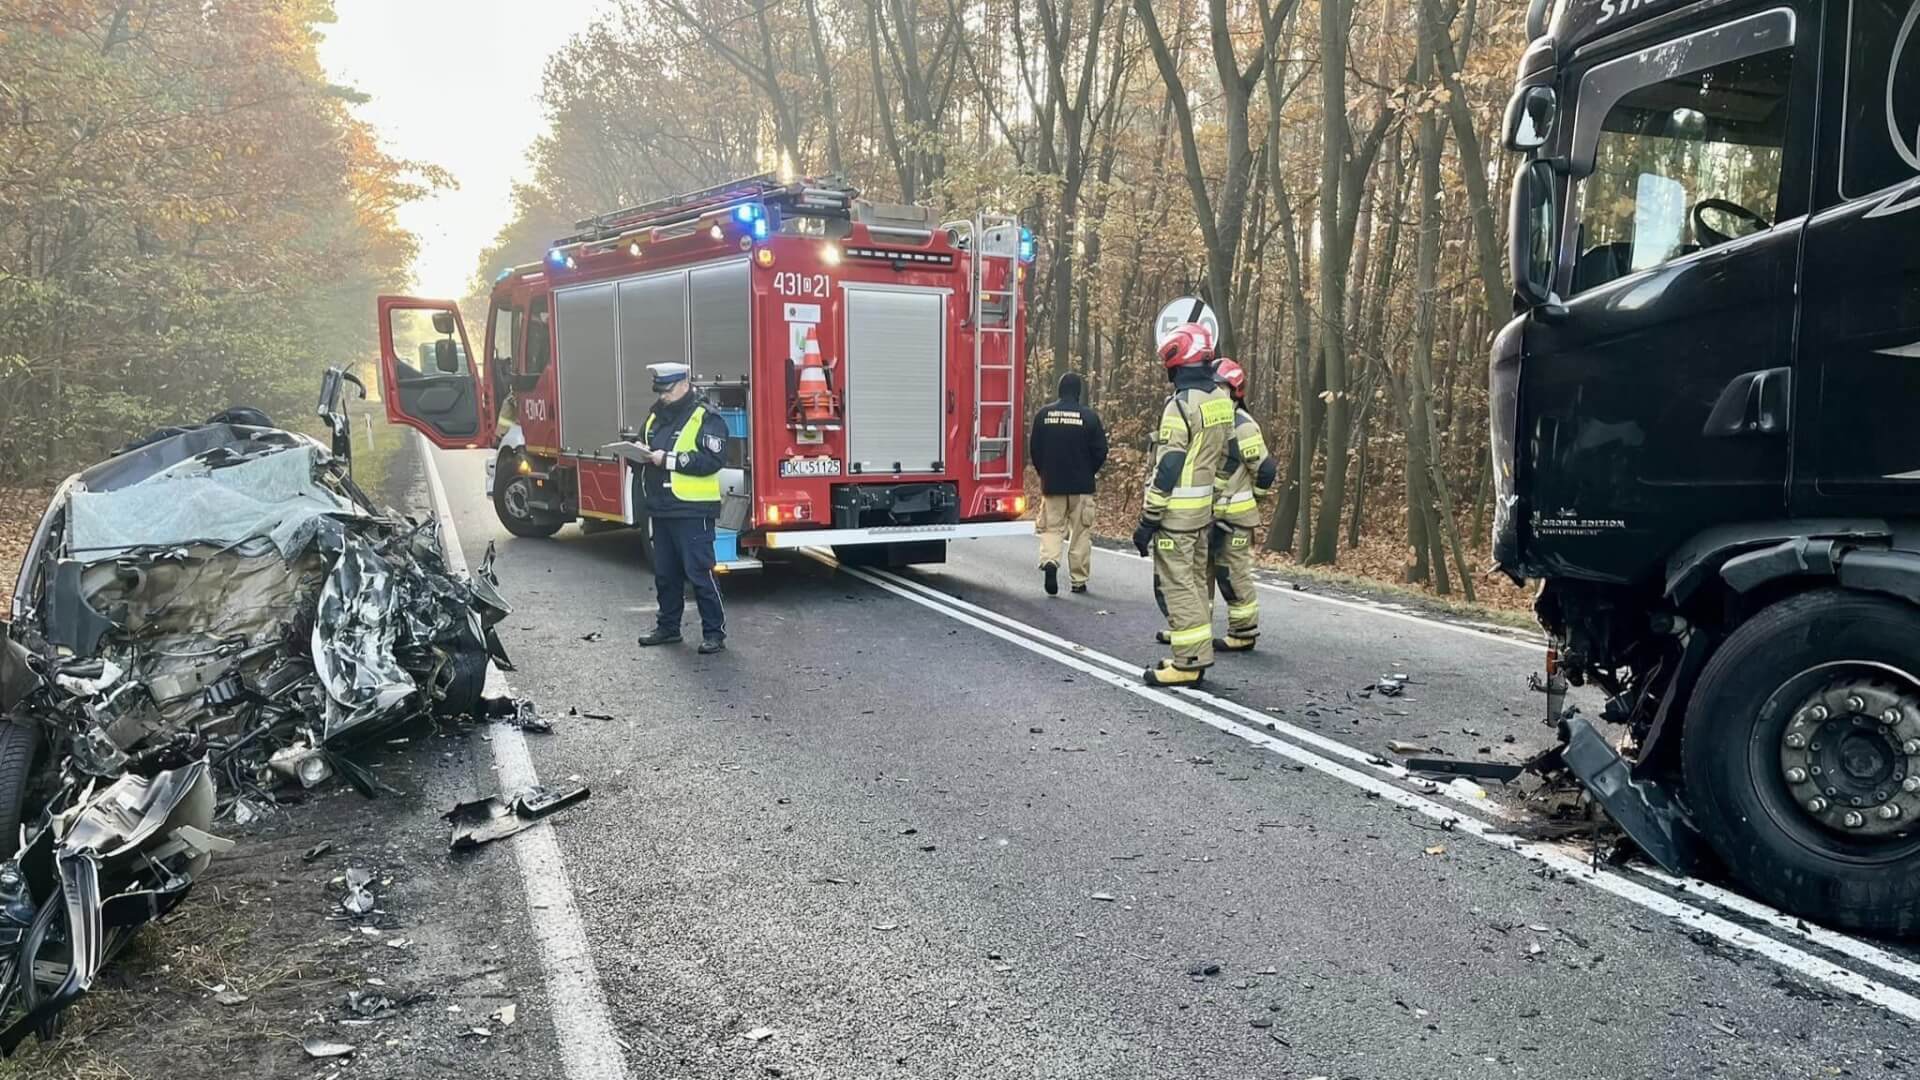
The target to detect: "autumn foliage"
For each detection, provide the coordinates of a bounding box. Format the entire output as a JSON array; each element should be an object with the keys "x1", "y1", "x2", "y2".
[{"x1": 0, "y1": 0, "x2": 442, "y2": 480}]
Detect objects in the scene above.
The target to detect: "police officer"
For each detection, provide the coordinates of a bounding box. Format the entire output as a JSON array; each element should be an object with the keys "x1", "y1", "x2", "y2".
[
  {"x1": 633, "y1": 362, "x2": 730, "y2": 653},
  {"x1": 1133, "y1": 323, "x2": 1234, "y2": 686},
  {"x1": 1029, "y1": 370, "x2": 1109, "y2": 595},
  {"x1": 1209, "y1": 358, "x2": 1278, "y2": 653}
]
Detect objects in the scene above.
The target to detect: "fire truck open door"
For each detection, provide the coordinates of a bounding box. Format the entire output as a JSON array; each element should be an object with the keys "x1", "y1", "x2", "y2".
[{"x1": 375, "y1": 296, "x2": 489, "y2": 449}]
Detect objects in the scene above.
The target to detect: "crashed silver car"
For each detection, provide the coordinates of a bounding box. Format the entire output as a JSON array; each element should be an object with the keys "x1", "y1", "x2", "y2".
[{"x1": 0, "y1": 371, "x2": 511, "y2": 1053}]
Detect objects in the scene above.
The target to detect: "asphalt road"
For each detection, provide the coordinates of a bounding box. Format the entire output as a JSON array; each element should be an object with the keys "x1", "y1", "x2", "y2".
[{"x1": 424, "y1": 444, "x2": 1917, "y2": 1080}]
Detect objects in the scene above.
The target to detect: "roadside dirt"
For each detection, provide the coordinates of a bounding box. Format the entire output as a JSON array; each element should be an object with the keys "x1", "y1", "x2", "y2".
[{"x1": 0, "y1": 486, "x2": 53, "y2": 615}]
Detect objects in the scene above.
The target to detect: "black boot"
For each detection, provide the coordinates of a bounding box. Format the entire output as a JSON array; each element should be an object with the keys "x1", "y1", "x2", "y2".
[
  {"x1": 698, "y1": 636, "x2": 726, "y2": 654},
  {"x1": 1042, "y1": 563, "x2": 1059, "y2": 596},
  {"x1": 637, "y1": 629, "x2": 683, "y2": 647}
]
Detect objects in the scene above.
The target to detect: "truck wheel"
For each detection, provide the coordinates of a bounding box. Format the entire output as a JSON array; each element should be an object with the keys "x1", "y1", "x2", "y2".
[
  {"x1": 492, "y1": 453, "x2": 564, "y2": 539},
  {"x1": 1682, "y1": 588, "x2": 1920, "y2": 935},
  {"x1": 0, "y1": 718, "x2": 43, "y2": 855}
]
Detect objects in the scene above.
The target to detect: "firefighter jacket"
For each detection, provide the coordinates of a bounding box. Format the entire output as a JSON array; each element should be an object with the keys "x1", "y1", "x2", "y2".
[
  {"x1": 639, "y1": 393, "x2": 728, "y2": 519},
  {"x1": 1214, "y1": 406, "x2": 1279, "y2": 528},
  {"x1": 1028, "y1": 371, "x2": 1109, "y2": 495},
  {"x1": 1143, "y1": 366, "x2": 1234, "y2": 533}
]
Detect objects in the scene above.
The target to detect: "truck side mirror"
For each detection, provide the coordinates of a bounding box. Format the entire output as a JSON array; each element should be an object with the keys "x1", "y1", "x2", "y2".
[
  {"x1": 432, "y1": 311, "x2": 456, "y2": 335},
  {"x1": 435, "y1": 339, "x2": 460, "y2": 374},
  {"x1": 1504, "y1": 85, "x2": 1556, "y2": 152},
  {"x1": 1510, "y1": 159, "x2": 1559, "y2": 310}
]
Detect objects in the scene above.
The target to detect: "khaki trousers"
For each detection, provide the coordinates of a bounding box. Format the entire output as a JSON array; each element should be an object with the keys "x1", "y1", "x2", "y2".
[
  {"x1": 1037, "y1": 493, "x2": 1096, "y2": 587},
  {"x1": 1213, "y1": 524, "x2": 1259, "y2": 636},
  {"x1": 1152, "y1": 529, "x2": 1214, "y2": 668}
]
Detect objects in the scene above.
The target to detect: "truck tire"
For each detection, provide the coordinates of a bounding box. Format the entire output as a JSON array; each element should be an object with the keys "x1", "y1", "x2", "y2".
[
  {"x1": 0, "y1": 718, "x2": 42, "y2": 856},
  {"x1": 1681, "y1": 588, "x2": 1920, "y2": 935},
  {"x1": 492, "y1": 452, "x2": 564, "y2": 539}
]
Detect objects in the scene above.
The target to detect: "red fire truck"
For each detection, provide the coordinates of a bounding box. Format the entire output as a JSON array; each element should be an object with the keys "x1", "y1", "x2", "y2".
[{"x1": 375, "y1": 174, "x2": 1034, "y2": 568}]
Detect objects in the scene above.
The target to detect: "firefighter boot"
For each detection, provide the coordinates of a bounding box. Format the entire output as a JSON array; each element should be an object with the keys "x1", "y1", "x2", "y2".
[
  {"x1": 1042, "y1": 562, "x2": 1059, "y2": 596},
  {"x1": 1144, "y1": 659, "x2": 1207, "y2": 686},
  {"x1": 637, "y1": 629, "x2": 683, "y2": 647}
]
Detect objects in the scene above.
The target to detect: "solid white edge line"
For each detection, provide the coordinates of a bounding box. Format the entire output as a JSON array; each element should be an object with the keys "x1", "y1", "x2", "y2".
[
  {"x1": 1090, "y1": 544, "x2": 1544, "y2": 653},
  {"x1": 814, "y1": 552, "x2": 1920, "y2": 1020},
  {"x1": 870, "y1": 559, "x2": 1920, "y2": 981},
  {"x1": 418, "y1": 437, "x2": 632, "y2": 1080}
]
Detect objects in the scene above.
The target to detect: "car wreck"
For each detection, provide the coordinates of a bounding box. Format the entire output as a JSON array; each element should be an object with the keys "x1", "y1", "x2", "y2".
[{"x1": 0, "y1": 371, "x2": 514, "y2": 1052}]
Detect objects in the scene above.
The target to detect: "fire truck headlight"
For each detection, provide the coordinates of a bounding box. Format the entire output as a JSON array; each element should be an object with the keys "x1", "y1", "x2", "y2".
[
  {"x1": 755, "y1": 248, "x2": 775, "y2": 268},
  {"x1": 708, "y1": 224, "x2": 724, "y2": 241},
  {"x1": 628, "y1": 242, "x2": 642, "y2": 257},
  {"x1": 821, "y1": 244, "x2": 841, "y2": 266}
]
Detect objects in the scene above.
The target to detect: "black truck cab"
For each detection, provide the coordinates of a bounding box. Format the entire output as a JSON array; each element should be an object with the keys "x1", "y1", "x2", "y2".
[{"x1": 1495, "y1": 0, "x2": 1920, "y2": 933}]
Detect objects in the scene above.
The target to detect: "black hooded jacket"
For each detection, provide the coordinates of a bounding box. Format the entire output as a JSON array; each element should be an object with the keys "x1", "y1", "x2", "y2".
[{"x1": 1027, "y1": 371, "x2": 1108, "y2": 496}]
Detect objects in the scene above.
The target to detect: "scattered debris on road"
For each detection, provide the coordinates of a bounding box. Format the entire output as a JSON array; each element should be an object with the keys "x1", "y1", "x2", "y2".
[
  {"x1": 302, "y1": 1036, "x2": 357, "y2": 1059},
  {"x1": 445, "y1": 782, "x2": 590, "y2": 851}
]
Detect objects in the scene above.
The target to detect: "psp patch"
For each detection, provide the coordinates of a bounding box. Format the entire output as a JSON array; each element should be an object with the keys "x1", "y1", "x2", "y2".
[{"x1": 702, "y1": 433, "x2": 725, "y2": 453}]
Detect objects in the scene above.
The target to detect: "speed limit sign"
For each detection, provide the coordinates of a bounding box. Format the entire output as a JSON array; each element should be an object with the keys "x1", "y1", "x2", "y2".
[{"x1": 1154, "y1": 297, "x2": 1219, "y2": 348}]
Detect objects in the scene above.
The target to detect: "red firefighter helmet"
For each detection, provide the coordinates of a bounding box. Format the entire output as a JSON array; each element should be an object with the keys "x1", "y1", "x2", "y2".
[
  {"x1": 1214, "y1": 357, "x2": 1247, "y2": 401},
  {"x1": 1157, "y1": 322, "x2": 1215, "y2": 369}
]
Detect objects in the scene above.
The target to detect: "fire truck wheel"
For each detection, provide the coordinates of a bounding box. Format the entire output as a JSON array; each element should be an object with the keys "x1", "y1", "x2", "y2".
[
  {"x1": 492, "y1": 454, "x2": 563, "y2": 539},
  {"x1": 0, "y1": 717, "x2": 43, "y2": 850},
  {"x1": 1682, "y1": 588, "x2": 1920, "y2": 935}
]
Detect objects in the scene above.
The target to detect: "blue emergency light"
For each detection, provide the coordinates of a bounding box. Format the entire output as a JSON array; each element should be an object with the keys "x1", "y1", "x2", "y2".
[
  {"x1": 734, "y1": 204, "x2": 758, "y2": 223},
  {"x1": 546, "y1": 247, "x2": 566, "y2": 267},
  {"x1": 1018, "y1": 227, "x2": 1036, "y2": 263}
]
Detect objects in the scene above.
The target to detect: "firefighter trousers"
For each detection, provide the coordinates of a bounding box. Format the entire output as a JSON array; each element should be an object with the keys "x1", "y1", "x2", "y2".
[
  {"x1": 1152, "y1": 528, "x2": 1214, "y2": 669},
  {"x1": 1212, "y1": 524, "x2": 1259, "y2": 638},
  {"x1": 1038, "y1": 494, "x2": 1096, "y2": 587},
  {"x1": 651, "y1": 516, "x2": 726, "y2": 641}
]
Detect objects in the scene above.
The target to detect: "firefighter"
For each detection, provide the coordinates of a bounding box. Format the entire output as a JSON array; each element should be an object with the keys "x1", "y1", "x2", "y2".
[
  {"x1": 1133, "y1": 323, "x2": 1234, "y2": 686},
  {"x1": 1209, "y1": 358, "x2": 1278, "y2": 653},
  {"x1": 1028, "y1": 370, "x2": 1109, "y2": 595},
  {"x1": 633, "y1": 362, "x2": 731, "y2": 653}
]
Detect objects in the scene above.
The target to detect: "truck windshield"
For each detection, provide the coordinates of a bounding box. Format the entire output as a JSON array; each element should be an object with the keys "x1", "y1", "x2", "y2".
[{"x1": 1566, "y1": 10, "x2": 1797, "y2": 295}]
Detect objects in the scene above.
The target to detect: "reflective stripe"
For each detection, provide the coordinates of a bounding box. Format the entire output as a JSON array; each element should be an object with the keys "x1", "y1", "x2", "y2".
[
  {"x1": 1170, "y1": 485, "x2": 1212, "y2": 499},
  {"x1": 1228, "y1": 601, "x2": 1259, "y2": 621},
  {"x1": 1167, "y1": 494, "x2": 1213, "y2": 510},
  {"x1": 1168, "y1": 624, "x2": 1213, "y2": 647},
  {"x1": 1214, "y1": 495, "x2": 1258, "y2": 514},
  {"x1": 1145, "y1": 490, "x2": 1170, "y2": 508}
]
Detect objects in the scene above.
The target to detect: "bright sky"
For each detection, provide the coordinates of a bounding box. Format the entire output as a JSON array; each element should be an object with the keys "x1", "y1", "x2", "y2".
[{"x1": 317, "y1": 0, "x2": 610, "y2": 297}]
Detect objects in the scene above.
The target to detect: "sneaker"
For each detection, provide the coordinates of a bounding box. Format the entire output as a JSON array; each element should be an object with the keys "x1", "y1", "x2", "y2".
[
  {"x1": 637, "y1": 630, "x2": 682, "y2": 647},
  {"x1": 1042, "y1": 563, "x2": 1059, "y2": 596},
  {"x1": 698, "y1": 637, "x2": 726, "y2": 654},
  {"x1": 1070, "y1": 583, "x2": 1087, "y2": 594}
]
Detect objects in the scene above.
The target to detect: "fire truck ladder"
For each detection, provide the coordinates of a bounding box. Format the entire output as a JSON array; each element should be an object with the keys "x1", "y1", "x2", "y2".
[{"x1": 970, "y1": 213, "x2": 1021, "y2": 482}]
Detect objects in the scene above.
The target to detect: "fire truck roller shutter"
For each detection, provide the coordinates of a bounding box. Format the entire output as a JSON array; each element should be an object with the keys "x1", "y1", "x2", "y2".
[
  {"x1": 617, "y1": 271, "x2": 688, "y2": 431},
  {"x1": 690, "y1": 261, "x2": 751, "y2": 383},
  {"x1": 845, "y1": 286, "x2": 944, "y2": 475},
  {"x1": 555, "y1": 281, "x2": 621, "y2": 453}
]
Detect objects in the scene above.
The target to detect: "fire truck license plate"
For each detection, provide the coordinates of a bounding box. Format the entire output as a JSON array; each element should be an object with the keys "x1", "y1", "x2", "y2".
[{"x1": 780, "y1": 456, "x2": 842, "y2": 478}]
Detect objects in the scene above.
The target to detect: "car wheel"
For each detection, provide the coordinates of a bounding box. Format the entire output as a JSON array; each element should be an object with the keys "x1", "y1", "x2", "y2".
[
  {"x1": 1682, "y1": 588, "x2": 1920, "y2": 935},
  {"x1": 0, "y1": 718, "x2": 43, "y2": 856},
  {"x1": 492, "y1": 454, "x2": 563, "y2": 539}
]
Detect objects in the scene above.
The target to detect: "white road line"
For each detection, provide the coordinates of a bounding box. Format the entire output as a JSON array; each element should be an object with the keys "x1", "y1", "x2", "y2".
[
  {"x1": 1091, "y1": 544, "x2": 1544, "y2": 653},
  {"x1": 818, "y1": 553, "x2": 1920, "y2": 1019},
  {"x1": 866, "y1": 561, "x2": 1517, "y2": 821},
  {"x1": 419, "y1": 437, "x2": 631, "y2": 1080}
]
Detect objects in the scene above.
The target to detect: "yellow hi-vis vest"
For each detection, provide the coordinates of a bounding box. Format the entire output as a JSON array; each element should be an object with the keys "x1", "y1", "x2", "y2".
[{"x1": 645, "y1": 405, "x2": 721, "y2": 503}]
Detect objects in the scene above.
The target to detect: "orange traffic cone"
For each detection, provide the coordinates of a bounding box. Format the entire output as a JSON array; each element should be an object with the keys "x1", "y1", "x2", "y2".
[{"x1": 794, "y1": 325, "x2": 838, "y2": 424}]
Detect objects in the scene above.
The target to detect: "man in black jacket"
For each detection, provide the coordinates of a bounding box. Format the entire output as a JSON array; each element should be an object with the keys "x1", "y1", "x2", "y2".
[
  {"x1": 633, "y1": 362, "x2": 731, "y2": 653},
  {"x1": 1028, "y1": 371, "x2": 1109, "y2": 595}
]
